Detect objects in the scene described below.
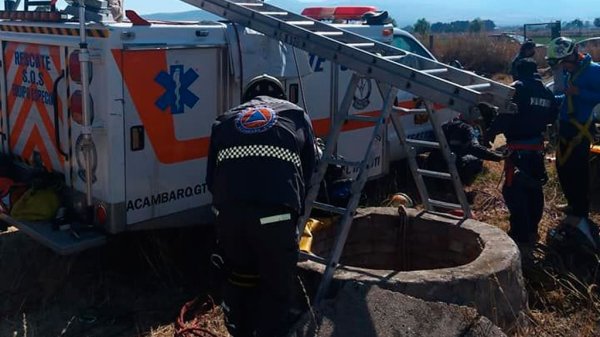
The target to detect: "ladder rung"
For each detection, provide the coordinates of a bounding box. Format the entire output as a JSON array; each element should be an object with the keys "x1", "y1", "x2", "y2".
[
  {"x1": 417, "y1": 169, "x2": 452, "y2": 179},
  {"x1": 299, "y1": 251, "x2": 328, "y2": 264},
  {"x1": 464, "y1": 83, "x2": 492, "y2": 91},
  {"x1": 285, "y1": 20, "x2": 315, "y2": 26},
  {"x1": 324, "y1": 157, "x2": 361, "y2": 167},
  {"x1": 423, "y1": 68, "x2": 449, "y2": 75},
  {"x1": 313, "y1": 202, "x2": 347, "y2": 215},
  {"x1": 428, "y1": 199, "x2": 463, "y2": 210},
  {"x1": 384, "y1": 55, "x2": 406, "y2": 61},
  {"x1": 259, "y1": 11, "x2": 288, "y2": 15},
  {"x1": 346, "y1": 114, "x2": 381, "y2": 123},
  {"x1": 392, "y1": 106, "x2": 427, "y2": 114},
  {"x1": 405, "y1": 139, "x2": 440, "y2": 149},
  {"x1": 316, "y1": 31, "x2": 344, "y2": 37},
  {"x1": 237, "y1": 3, "x2": 265, "y2": 6},
  {"x1": 347, "y1": 43, "x2": 375, "y2": 49}
]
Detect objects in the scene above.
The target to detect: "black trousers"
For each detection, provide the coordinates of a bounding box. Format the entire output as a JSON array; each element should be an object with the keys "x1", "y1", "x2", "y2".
[
  {"x1": 503, "y1": 150, "x2": 546, "y2": 243},
  {"x1": 215, "y1": 203, "x2": 298, "y2": 337},
  {"x1": 503, "y1": 184, "x2": 544, "y2": 243},
  {"x1": 557, "y1": 138, "x2": 591, "y2": 218}
]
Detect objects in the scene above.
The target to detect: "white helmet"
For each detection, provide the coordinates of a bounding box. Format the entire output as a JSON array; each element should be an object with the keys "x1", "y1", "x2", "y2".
[{"x1": 546, "y1": 37, "x2": 577, "y2": 62}]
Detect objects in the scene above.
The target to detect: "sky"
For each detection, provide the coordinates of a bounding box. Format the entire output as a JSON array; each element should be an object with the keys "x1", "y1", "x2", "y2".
[{"x1": 55, "y1": 0, "x2": 600, "y2": 26}]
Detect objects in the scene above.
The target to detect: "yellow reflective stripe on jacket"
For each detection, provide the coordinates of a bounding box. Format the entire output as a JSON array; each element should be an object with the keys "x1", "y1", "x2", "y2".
[{"x1": 557, "y1": 116, "x2": 594, "y2": 166}]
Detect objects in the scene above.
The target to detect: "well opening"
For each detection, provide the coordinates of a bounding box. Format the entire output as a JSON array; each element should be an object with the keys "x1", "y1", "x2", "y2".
[{"x1": 309, "y1": 209, "x2": 483, "y2": 271}]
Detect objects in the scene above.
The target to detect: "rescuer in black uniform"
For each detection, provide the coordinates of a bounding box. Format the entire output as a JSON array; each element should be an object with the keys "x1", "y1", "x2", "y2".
[
  {"x1": 427, "y1": 113, "x2": 504, "y2": 192},
  {"x1": 206, "y1": 74, "x2": 316, "y2": 337},
  {"x1": 485, "y1": 58, "x2": 559, "y2": 244},
  {"x1": 510, "y1": 39, "x2": 536, "y2": 81}
]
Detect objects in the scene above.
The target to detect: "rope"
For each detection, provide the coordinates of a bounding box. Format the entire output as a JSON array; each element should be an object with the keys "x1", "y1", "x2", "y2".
[{"x1": 174, "y1": 297, "x2": 219, "y2": 337}]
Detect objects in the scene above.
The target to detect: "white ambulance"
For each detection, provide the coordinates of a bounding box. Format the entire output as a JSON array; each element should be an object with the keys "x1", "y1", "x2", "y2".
[{"x1": 0, "y1": 5, "x2": 452, "y2": 253}]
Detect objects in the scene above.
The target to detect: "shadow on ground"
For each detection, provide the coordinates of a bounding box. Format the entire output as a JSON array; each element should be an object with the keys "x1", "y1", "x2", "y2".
[{"x1": 0, "y1": 225, "x2": 218, "y2": 337}]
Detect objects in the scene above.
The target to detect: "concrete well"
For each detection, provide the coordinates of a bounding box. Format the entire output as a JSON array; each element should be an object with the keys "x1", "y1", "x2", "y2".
[{"x1": 298, "y1": 207, "x2": 527, "y2": 331}]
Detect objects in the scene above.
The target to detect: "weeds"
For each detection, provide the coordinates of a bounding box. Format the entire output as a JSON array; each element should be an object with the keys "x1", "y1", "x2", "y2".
[{"x1": 472, "y1": 158, "x2": 600, "y2": 337}]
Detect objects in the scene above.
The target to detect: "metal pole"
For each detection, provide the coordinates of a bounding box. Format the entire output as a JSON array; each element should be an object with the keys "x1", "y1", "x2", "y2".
[{"x1": 78, "y1": 0, "x2": 94, "y2": 220}]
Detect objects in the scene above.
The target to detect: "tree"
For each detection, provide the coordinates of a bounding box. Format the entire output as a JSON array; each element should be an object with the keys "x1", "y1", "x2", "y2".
[
  {"x1": 594, "y1": 17, "x2": 600, "y2": 28},
  {"x1": 413, "y1": 18, "x2": 430, "y2": 36},
  {"x1": 571, "y1": 18, "x2": 584, "y2": 29},
  {"x1": 402, "y1": 25, "x2": 414, "y2": 33},
  {"x1": 469, "y1": 18, "x2": 483, "y2": 33},
  {"x1": 482, "y1": 19, "x2": 496, "y2": 31}
]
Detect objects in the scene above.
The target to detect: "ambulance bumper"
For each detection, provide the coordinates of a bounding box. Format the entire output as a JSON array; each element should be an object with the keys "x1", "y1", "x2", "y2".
[{"x1": 0, "y1": 213, "x2": 107, "y2": 255}]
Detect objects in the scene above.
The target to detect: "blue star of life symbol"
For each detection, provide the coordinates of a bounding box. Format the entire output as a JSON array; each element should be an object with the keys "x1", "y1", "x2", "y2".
[{"x1": 155, "y1": 65, "x2": 200, "y2": 114}]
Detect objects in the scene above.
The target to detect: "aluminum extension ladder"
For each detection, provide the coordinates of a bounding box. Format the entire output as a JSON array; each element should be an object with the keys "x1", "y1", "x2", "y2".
[{"x1": 180, "y1": 0, "x2": 515, "y2": 304}]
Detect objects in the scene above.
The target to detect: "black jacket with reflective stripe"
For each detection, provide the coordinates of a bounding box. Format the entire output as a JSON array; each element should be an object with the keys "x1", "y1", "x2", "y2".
[
  {"x1": 487, "y1": 77, "x2": 559, "y2": 143},
  {"x1": 206, "y1": 96, "x2": 316, "y2": 213}
]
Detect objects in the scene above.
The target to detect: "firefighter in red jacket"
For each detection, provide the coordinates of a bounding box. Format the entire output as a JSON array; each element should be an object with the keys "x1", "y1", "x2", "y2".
[{"x1": 206, "y1": 74, "x2": 316, "y2": 337}]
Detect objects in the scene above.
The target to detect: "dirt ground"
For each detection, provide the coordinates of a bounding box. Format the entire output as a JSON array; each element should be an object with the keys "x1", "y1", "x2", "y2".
[{"x1": 0, "y1": 225, "x2": 224, "y2": 337}]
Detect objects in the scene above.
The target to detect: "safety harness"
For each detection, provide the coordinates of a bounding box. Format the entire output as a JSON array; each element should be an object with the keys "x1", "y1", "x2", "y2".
[{"x1": 557, "y1": 57, "x2": 594, "y2": 166}]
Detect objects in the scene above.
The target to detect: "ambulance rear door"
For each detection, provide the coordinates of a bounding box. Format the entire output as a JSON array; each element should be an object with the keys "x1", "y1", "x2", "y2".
[
  {"x1": 2, "y1": 42, "x2": 70, "y2": 175},
  {"x1": 121, "y1": 46, "x2": 227, "y2": 227}
]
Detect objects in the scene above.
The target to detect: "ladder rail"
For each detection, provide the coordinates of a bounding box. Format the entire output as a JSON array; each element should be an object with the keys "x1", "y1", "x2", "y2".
[
  {"x1": 296, "y1": 74, "x2": 361, "y2": 237},
  {"x1": 425, "y1": 102, "x2": 472, "y2": 217},
  {"x1": 388, "y1": 92, "x2": 433, "y2": 211},
  {"x1": 180, "y1": 0, "x2": 515, "y2": 115},
  {"x1": 313, "y1": 85, "x2": 399, "y2": 304},
  {"x1": 218, "y1": 0, "x2": 511, "y2": 90}
]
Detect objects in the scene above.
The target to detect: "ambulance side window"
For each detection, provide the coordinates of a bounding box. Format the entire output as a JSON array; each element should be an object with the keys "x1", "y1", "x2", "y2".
[{"x1": 393, "y1": 36, "x2": 434, "y2": 60}]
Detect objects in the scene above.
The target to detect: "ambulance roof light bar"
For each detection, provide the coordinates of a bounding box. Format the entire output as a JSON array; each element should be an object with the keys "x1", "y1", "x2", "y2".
[
  {"x1": 0, "y1": 0, "x2": 61, "y2": 21},
  {"x1": 0, "y1": 9, "x2": 61, "y2": 21},
  {"x1": 301, "y1": 6, "x2": 377, "y2": 21}
]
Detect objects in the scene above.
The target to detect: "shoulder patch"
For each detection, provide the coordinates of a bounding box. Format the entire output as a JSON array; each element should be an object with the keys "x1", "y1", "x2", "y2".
[{"x1": 235, "y1": 106, "x2": 278, "y2": 134}]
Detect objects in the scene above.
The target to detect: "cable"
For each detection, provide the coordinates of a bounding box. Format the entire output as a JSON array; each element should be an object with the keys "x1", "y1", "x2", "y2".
[
  {"x1": 291, "y1": 47, "x2": 309, "y2": 115},
  {"x1": 174, "y1": 297, "x2": 219, "y2": 337},
  {"x1": 232, "y1": 23, "x2": 244, "y2": 100}
]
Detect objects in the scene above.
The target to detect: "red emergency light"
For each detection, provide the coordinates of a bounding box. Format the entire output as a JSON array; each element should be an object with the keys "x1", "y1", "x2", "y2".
[
  {"x1": 68, "y1": 50, "x2": 93, "y2": 84},
  {"x1": 69, "y1": 90, "x2": 94, "y2": 126},
  {"x1": 333, "y1": 6, "x2": 377, "y2": 20},
  {"x1": 301, "y1": 6, "x2": 378, "y2": 21},
  {"x1": 301, "y1": 7, "x2": 335, "y2": 20}
]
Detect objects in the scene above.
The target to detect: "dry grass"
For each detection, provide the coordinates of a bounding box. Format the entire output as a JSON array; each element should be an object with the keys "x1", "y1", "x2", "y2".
[
  {"x1": 428, "y1": 34, "x2": 522, "y2": 76},
  {"x1": 470, "y1": 154, "x2": 600, "y2": 337},
  {"x1": 425, "y1": 33, "x2": 600, "y2": 77}
]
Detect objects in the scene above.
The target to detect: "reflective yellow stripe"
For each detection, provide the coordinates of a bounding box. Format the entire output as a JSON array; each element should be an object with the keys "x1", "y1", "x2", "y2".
[
  {"x1": 259, "y1": 213, "x2": 291, "y2": 225},
  {"x1": 557, "y1": 117, "x2": 594, "y2": 166},
  {"x1": 227, "y1": 278, "x2": 258, "y2": 288},
  {"x1": 231, "y1": 271, "x2": 259, "y2": 279},
  {"x1": 0, "y1": 25, "x2": 109, "y2": 38}
]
